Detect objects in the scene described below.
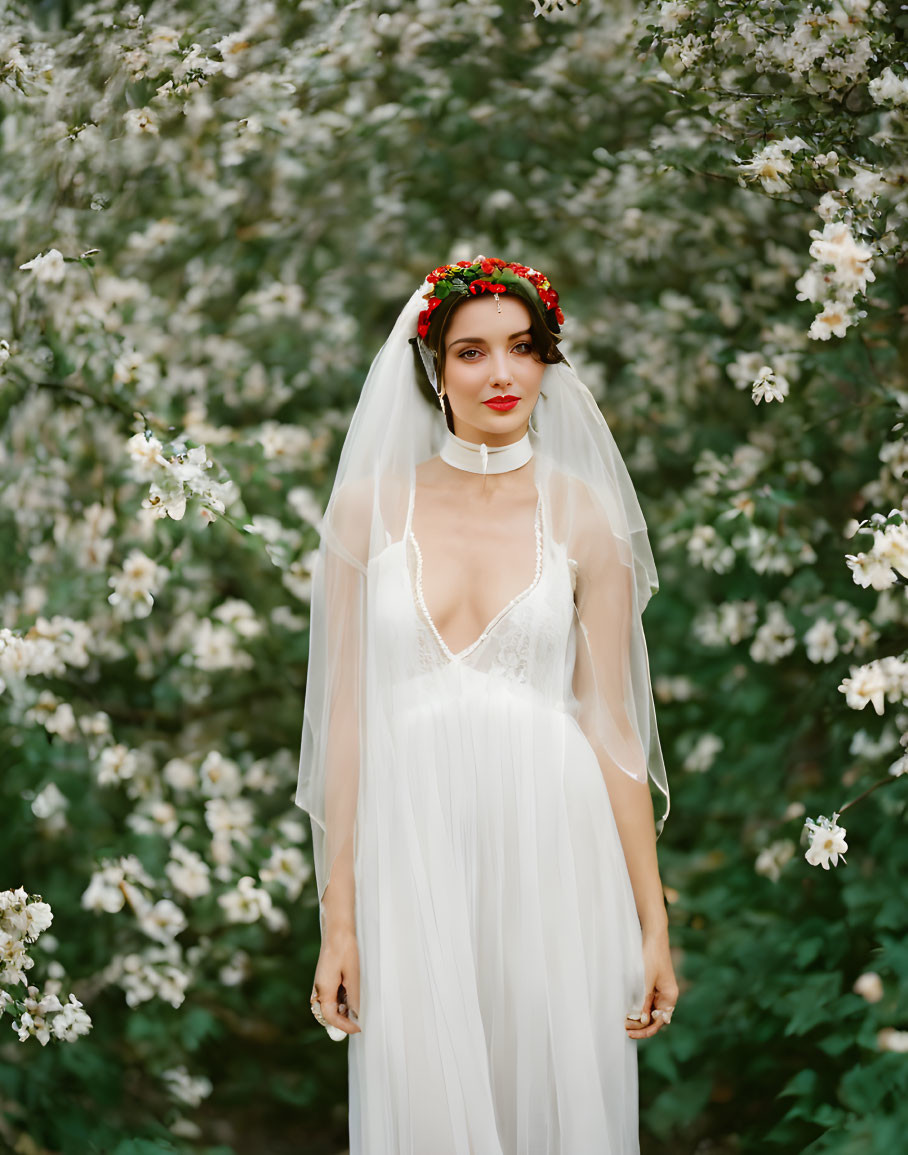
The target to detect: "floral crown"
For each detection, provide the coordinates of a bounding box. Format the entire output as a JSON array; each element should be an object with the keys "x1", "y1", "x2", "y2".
[{"x1": 417, "y1": 256, "x2": 564, "y2": 339}]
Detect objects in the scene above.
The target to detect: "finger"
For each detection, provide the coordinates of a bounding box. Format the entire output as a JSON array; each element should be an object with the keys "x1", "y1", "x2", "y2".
[
  {"x1": 626, "y1": 1012, "x2": 666, "y2": 1039},
  {"x1": 638, "y1": 986, "x2": 654, "y2": 1028},
  {"x1": 345, "y1": 964, "x2": 362, "y2": 1031},
  {"x1": 626, "y1": 1002, "x2": 675, "y2": 1038},
  {"x1": 335, "y1": 981, "x2": 362, "y2": 1034},
  {"x1": 312, "y1": 977, "x2": 358, "y2": 1036},
  {"x1": 318, "y1": 994, "x2": 347, "y2": 1032},
  {"x1": 650, "y1": 985, "x2": 678, "y2": 1026}
]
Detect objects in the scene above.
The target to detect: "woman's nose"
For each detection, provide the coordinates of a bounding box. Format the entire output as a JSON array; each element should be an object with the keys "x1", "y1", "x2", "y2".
[{"x1": 488, "y1": 348, "x2": 512, "y2": 385}]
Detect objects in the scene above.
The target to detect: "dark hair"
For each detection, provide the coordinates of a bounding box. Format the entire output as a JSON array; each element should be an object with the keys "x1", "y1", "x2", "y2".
[{"x1": 410, "y1": 288, "x2": 566, "y2": 432}]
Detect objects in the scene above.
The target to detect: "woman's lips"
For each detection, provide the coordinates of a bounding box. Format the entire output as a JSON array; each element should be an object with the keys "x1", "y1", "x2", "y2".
[{"x1": 483, "y1": 396, "x2": 520, "y2": 411}]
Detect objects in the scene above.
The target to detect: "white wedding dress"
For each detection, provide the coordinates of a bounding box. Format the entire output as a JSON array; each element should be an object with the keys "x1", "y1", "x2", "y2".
[{"x1": 346, "y1": 477, "x2": 647, "y2": 1155}]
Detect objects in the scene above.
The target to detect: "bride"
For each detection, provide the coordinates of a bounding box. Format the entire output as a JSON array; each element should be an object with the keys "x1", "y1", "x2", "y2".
[{"x1": 297, "y1": 257, "x2": 678, "y2": 1154}]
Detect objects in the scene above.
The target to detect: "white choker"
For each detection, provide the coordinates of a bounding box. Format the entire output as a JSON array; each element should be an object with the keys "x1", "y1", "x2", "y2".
[{"x1": 440, "y1": 429, "x2": 534, "y2": 475}]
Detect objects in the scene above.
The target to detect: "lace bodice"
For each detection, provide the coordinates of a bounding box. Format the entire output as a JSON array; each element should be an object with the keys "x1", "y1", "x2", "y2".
[
  {"x1": 369, "y1": 486, "x2": 579, "y2": 710},
  {"x1": 409, "y1": 494, "x2": 544, "y2": 664}
]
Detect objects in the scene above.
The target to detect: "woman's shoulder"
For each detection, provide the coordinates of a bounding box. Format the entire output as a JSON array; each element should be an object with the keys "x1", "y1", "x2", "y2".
[
  {"x1": 328, "y1": 472, "x2": 414, "y2": 559},
  {"x1": 544, "y1": 466, "x2": 605, "y2": 524}
]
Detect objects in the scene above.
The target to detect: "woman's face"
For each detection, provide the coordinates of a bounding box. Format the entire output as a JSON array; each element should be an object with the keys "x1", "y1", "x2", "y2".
[{"x1": 441, "y1": 294, "x2": 545, "y2": 447}]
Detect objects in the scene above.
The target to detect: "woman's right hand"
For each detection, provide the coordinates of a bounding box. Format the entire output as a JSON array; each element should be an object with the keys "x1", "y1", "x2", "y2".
[{"x1": 311, "y1": 926, "x2": 362, "y2": 1036}]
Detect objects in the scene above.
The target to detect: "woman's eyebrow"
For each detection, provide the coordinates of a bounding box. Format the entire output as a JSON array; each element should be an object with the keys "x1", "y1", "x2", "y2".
[{"x1": 448, "y1": 330, "x2": 531, "y2": 348}]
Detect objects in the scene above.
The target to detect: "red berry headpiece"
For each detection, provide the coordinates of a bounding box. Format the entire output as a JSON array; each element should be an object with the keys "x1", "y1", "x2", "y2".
[{"x1": 416, "y1": 255, "x2": 564, "y2": 340}]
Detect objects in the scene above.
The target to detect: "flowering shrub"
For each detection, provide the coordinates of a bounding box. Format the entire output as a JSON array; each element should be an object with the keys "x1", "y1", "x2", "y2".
[
  {"x1": 0, "y1": 889, "x2": 92, "y2": 1046},
  {"x1": 0, "y1": 0, "x2": 905, "y2": 1151}
]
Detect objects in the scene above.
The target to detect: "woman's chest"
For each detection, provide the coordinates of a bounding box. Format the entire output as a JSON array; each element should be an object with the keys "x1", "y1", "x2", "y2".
[{"x1": 368, "y1": 530, "x2": 578, "y2": 685}]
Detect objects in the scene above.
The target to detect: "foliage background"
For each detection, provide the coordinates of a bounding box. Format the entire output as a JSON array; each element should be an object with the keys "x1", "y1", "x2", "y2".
[{"x1": 1, "y1": 0, "x2": 906, "y2": 1152}]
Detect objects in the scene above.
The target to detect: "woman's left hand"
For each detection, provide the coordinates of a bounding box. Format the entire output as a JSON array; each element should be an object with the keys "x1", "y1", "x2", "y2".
[{"x1": 624, "y1": 926, "x2": 679, "y2": 1040}]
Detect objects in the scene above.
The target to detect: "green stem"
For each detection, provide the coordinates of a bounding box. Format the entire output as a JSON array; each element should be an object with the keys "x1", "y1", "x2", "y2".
[
  {"x1": 32, "y1": 378, "x2": 150, "y2": 425},
  {"x1": 801, "y1": 395, "x2": 881, "y2": 433},
  {"x1": 838, "y1": 772, "x2": 903, "y2": 817}
]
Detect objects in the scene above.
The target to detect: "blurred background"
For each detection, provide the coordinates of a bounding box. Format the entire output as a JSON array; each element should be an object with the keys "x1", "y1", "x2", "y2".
[{"x1": 1, "y1": 0, "x2": 906, "y2": 1152}]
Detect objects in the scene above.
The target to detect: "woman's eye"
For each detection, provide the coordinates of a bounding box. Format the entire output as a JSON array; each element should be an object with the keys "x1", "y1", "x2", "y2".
[
  {"x1": 459, "y1": 349, "x2": 482, "y2": 360},
  {"x1": 513, "y1": 342, "x2": 533, "y2": 354}
]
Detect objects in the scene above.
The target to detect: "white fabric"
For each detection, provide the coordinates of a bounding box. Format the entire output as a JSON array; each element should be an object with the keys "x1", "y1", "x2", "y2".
[
  {"x1": 295, "y1": 284, "x2": 670, "y2": 1153},
  {"x1": 440, "y1": 427, "x2": 534, "y2": 474}
]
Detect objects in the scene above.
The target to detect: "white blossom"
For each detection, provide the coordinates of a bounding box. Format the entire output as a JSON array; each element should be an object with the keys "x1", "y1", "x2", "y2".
[
  {"x1": 81, "y1": 855, "x2": 155, "y2": 915},
  {"x1": 204, "y1": 797, "x2": 255, "y2": 843},
  {"x1": 96, "y1": 743, "x2": 142, "y2": 787},
  {"x1": 259, "y1": 845, "x2": 312, "y2": 900},
  {"x1": 804, "y1": 618, "x2": 839, "y2": 664},
  {"x1": 751, "y1": 365, "x2": 790, "y2": 405},
  {"x1": 165, "y1": 845, "x2": 212, "y2": 900},
  {"x1": 126, "y1": 432, "x2": 168, "y2": 476},
  {"x1": 137, "y1": 899, "x2": 188, "y2": 944},
  {"x1": 161, "y1": 1065, "x2": 213, "y2": 1107},
  {"x1": 30, "y1": 782, "x2": 69, "y2": 834},
  {"x1": 108, "y1": 550, "x2": 169, "y2": 619},
  {"x1": 18, "y1": 249, "x2": 66, "y2": 283},
  {"x1": 808, "y1": 300, "x2": 854, "y2": 340},
  {"x1": 846, "y1": 522, "x2": 908, "y2": 591},
  {"x1": 838, "y1": 657, "x2": 908, "y2": 715},
  {"x1": 219, "y1": 949, "x2": 251, "y2": 986},
  {"x1": 755, "y1": 839, "x2": 796, "y2": 882},
  {"x1": 750, "y1": 603, "x2": 797, "y2": 664},
  {"x1": 682, "y1": 732, "x2": 723, "y2": 773},
  {"x1": 692, "y1": 600, "x2": 759, "y2": 647},
  {"x1": 736, "y1": 137, "x2": 808, "y2": 193},
  {"x1": 853, "y1": 971, "x2": 884, "y2": 1002},
  {"x1": 212, "y1": 598, "x2": 263, "y2": 638},
  {"x1": 868, "y1": 66, "x2": 908, "y2": 106},
  {"x1": 217, "y1": 875, "x2": 273, "y2": 924},
  {"x1": 124, "y1": 107, "x2": 159, "y2": 135},
  {"x1": 876, "y1": 1028, "x2": 908, "y2": 1053},
  {"x1": 188, "y1": 619, "x2": 254, "y2": 672},
  {"x1": 686, "y1": 524, "x2": 736, "y2": 573},
  {"x1": 103, "y1": 943, "x2": 192, "y2": 1009},
  {"x1": 198, "y1": 751, "x2": 242, "y2": 797},
  {"x1": 803, "y1": 813, "x2": 848, "y2": 869},
  {"x1": 162, "y1": 757, "x2": 198, "y2": 793},
  {"x1": 808, "y1": 221, "x2": 876, "y2": 295}
]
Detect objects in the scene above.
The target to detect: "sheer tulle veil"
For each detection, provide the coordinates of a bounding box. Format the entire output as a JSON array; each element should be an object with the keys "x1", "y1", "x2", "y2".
[{"x1": 296, "y1": 281, "x2": 670, "y2": 930}]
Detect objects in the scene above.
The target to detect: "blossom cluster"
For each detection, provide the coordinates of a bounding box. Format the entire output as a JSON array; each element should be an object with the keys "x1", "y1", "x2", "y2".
[
  {"x1": 0, "y1": 889, "x2": 92, "y2": 1045},
  {"x1": 125, "y1": 431, "x2": 237, "y2": 526},
  {"x1": 0, "y1": 618, "x2": 92, "y2": 693},
  {"x1": 796, "y1": 204, "x2": 877, "y2": 342},
  {"x1": 645, "y1": 0, "x2": 906, "y2": 352},
  {"x1": 845, "y1": 510, "x2": 908, "y2": 592},
  {"x1": 838, "y1": 654, "x2": 908, "y2": 717}
]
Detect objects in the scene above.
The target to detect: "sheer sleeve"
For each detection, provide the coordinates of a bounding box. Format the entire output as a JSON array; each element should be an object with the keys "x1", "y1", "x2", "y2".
[
  {"x1": 296, "y1": 480, "x2": 370, "y2": 932},
  {"x1": 567, "y1": 483, "x2": 669, "y2": 833}
]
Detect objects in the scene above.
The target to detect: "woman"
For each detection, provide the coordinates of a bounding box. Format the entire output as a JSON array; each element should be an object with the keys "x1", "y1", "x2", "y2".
[{"x1": 296, "y1": 257, "x2": 678, "y2": 1154}]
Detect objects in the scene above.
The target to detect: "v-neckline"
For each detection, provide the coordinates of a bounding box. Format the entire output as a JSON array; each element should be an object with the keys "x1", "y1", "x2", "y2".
[{"x1": 408, "y1": 490, "x2": 544, "y2": 663}]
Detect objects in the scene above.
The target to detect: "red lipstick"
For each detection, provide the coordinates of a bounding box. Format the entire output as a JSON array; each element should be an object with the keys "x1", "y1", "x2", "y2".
[{"x1": 483, "y1": 396, "x2": 520, "y2": 411}]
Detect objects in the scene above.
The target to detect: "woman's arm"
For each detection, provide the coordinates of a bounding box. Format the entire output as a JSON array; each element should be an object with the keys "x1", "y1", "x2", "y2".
[
  {"x1": 306, "y1": 483, "x2": 372, "y2": 1035},
  {"x1": 570, "y1": 493, "x2": 678, "y2": 1036}
]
